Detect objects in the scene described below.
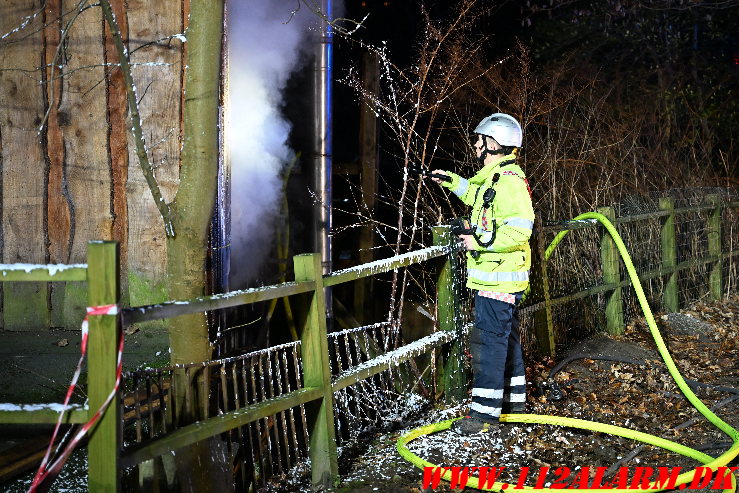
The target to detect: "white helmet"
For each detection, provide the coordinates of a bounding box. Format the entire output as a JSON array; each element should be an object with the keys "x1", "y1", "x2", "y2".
[{"x1": 474, "y1": 113, "x2": 522, "y2": 147}]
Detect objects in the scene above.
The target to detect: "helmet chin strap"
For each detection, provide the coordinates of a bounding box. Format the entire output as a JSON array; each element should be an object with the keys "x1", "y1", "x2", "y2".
[{"x1": 476, "y1": 135, "x2": 506, "y2": 164}]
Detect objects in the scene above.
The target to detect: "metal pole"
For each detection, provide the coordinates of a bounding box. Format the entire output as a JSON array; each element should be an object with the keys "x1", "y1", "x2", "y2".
[{"x1": 313, "y1": 0, "x2": 333, "y2": 319}]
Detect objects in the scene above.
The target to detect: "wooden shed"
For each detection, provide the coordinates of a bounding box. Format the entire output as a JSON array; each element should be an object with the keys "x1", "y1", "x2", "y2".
[{"x1": 0, "y1": 0, "x2": 188, "y2": 330}]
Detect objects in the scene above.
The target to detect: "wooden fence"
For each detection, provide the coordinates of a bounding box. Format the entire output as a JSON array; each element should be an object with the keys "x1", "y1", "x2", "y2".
[
  {"x1": 0, "y1": 242, "x2": 120, "y2": 491},
  {"x1": 525, "y1": 194, "x2": 739, "y2": 354},
  {"x1": 0, "y1": 194, "x2": 737, "y2": 490},
  {"x1": 0, "y1": 227, "x2": 465, "y2": 491}
]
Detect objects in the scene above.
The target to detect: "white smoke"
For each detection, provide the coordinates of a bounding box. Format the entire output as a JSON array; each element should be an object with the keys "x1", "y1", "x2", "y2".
[{"x1": 227, "y1": 1, "x2": 317, "y2": 286}]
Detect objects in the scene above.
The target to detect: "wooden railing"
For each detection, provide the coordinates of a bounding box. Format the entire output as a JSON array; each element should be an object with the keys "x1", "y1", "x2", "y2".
[
  {"x1": 0, "y1": 242, "x2": 120, "y2": 491},
  {"x1": 117, "y1": 227, "x2": 465, "y2": 489},
  {"x1": 527, "y1": 195, "x2": 739, "y2": 353},
  {"x1": 1, "y1": 193, "x2": 736, "y2": 491},
  {"x1": 0, "y1": 226, "x2": 464, "y2": 491}
]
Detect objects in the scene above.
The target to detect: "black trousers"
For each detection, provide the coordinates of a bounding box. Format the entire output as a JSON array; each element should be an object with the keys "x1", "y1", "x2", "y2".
[{"x1": 468, "y1": 292, "x2": 526, "y2": 422}]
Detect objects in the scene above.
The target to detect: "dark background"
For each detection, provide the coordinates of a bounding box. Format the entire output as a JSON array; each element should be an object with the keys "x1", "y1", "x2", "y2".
[{"x1": 270, "y1": 0, "x2": 739, "y2": 343}]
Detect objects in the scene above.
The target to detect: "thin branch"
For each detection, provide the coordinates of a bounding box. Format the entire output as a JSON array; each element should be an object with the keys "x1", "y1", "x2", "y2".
[
  {"x1": 287, "y1": 0, "x2": 369, "y2": 36},
  {"x1": 129, "y1": 33, "x2": 187, "y2": 55},
  {"x1": 0, "y1": 1, "x2": 48, "y2": 41},
  {"x1": 100, "y1": 0, "x2": 175, "y2": 236}
]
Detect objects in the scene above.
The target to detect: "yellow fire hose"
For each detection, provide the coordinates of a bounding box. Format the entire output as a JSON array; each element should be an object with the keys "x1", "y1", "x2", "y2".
[{"x1": 397, "y1": 212, "x2": 739, "y2": 492}]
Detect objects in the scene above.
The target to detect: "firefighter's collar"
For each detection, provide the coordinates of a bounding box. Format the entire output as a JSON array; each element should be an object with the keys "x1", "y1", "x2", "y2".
[{"x1": 471, "y1": 153, "x2": 517, "y2": 183}]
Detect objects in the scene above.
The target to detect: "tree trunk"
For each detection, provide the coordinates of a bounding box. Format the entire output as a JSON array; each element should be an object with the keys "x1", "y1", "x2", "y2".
[
  {"x1": 167, "y1": 0, "x2": 222, "y2": 389},
  {"x1": 165, "y1": 1, "x2": 226, "y2": 490}
]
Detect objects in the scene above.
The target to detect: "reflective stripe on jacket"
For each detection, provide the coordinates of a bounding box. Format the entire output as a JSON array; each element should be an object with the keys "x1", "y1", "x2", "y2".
[{"x1": 441, "y1": 153, "x2": 535, "y2": 292}]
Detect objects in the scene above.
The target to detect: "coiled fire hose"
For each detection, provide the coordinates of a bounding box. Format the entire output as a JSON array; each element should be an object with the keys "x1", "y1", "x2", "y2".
[{"x1": 397, "y1": 212, "x2": 739, "y2": 492}]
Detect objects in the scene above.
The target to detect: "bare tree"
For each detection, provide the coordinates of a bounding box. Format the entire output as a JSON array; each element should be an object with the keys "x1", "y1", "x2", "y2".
[
  {"x1": 339, "y1": 0, "x2": 502, "y2": 343},
  {"x1": 339, "y1": 0, "x2": 736, "y2": 351}
]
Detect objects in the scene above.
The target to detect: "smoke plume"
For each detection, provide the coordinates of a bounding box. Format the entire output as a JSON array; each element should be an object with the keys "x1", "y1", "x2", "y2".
[{"x1": 227, "y1": 1, "x2": 316, "y2": 286}]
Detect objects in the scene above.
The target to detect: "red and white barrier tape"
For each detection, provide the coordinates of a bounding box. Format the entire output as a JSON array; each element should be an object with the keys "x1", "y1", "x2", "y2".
[{"x1": 29, "y1": 304, "x2": 122, "y2": 493}]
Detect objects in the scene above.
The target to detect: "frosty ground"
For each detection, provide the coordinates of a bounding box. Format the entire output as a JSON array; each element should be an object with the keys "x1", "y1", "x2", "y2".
[{"x1": 266, "y1": 295, "x2": 739, "y2": 492}]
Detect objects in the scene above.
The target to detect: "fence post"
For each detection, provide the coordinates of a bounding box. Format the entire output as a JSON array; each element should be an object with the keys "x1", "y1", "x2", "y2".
[
  {"x1": 433, "y1": 226, "x2": 466, "y2": 403},
  {"x1": 706, "y1": 194, "x2": 723, "y2": 301},
  {"x1": 598, "y1": 207, "x2": 624, "y2": 335},
  {"x1": 293, "y1": 253, "x2": 338, "y2": 489},
  {"x1": 659, "y1": 197, "x2": 679, "y2": 312},
  {"x1": 86, "y1": 241, "x2": 121, "y2": 493},
  {"x1": 533, "y1": 213, "x2": 555, "y2": 356}
]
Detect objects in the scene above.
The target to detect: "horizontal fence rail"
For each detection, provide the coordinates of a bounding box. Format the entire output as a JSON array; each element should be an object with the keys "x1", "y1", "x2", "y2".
[
  {"x1": 0, "y1": 264, "x2": 88, "y2": 281},
  {"x1": 331, "y1": 329, "x2": 456, "y2": 392},
  {"x1": 0, "y1": 403, "x2": 88, "y2": 424},
  {"x1": 121, "y1": 281, "x2": 315, "y2": 324},
  {"x1": 323, "y1": 245, "x2": 449, "y2": 287},
  {"x1": 121, "y1": 245, "x2": 450, "y2": 324}
]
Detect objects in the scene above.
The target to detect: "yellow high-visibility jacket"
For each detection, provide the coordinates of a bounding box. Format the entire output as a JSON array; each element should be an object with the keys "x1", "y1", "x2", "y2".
[{"x1": 441, "y1": 153, "x2": 535, "y2": 293}]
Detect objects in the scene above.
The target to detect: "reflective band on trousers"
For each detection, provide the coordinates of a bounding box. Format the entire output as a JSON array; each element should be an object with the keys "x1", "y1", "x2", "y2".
[
  {"x1": 473, "y1": 388, "x2": 526, "y2": 403},
  {"x1": 503, "y1": 217, "x2": 534, "y2": 230},
  {"x1": 468, "y1": 268, "x2": 529, "y2": 282},
  {"x1": 453, "y1": 177, "x2": 469, "y2": 197},
  {"x1": 469, "y1": 402, "x2": 502, "y2": 417},
  {"x1": 472, "y1": 388, "x2": 504, "y2": 399},
  {"x1": 505, "y1": 376, "x2": 526, "y2": 387}
]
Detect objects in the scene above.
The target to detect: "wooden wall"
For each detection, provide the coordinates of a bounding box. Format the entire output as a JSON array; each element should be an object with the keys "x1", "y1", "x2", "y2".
[{"x1": 0, "y1": 0, "x2": 187, "y2": 329}]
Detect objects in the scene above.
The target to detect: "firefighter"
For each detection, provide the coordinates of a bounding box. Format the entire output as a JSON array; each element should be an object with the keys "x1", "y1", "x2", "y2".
[{"x1": 432, "y1": 113, "x2": 534, "y2": 435}]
